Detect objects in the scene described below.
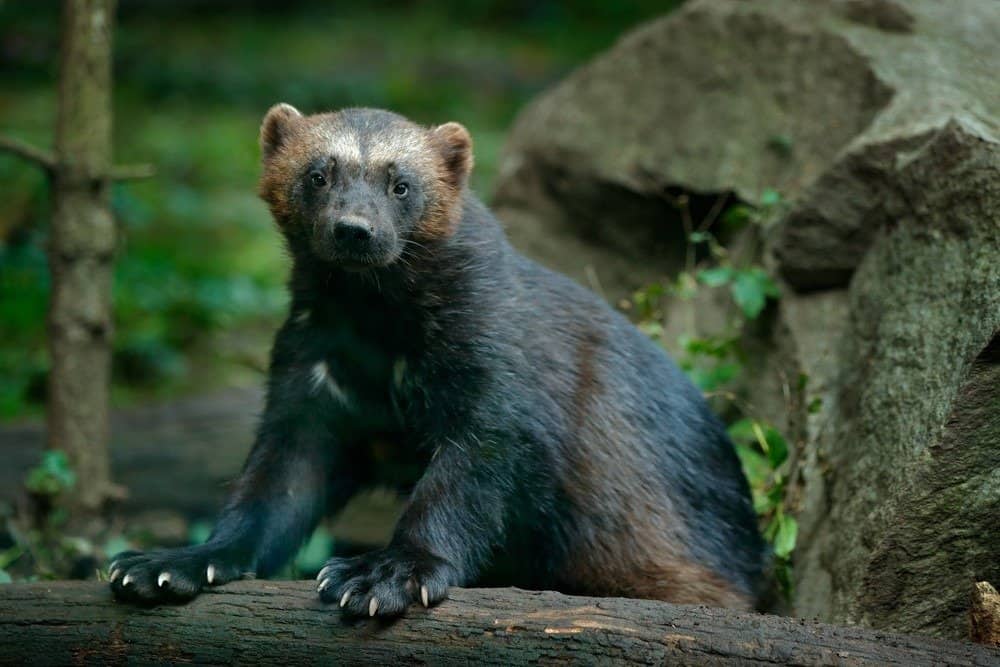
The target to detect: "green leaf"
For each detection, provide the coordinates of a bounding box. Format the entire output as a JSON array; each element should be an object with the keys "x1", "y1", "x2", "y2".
[
  {"x1": 681, "y1": 335, "x2": 737, "y2": 359},
  {"x1": 24, "y1": 450, "x2": 77, "y2": 496},
  {"x1": 0, "y1": 545, "x2": 24, "y2": 570},
  {"x1": 731, "y1": 268, "x2": 780, "y2": 319},
  {"x1": 697, "y1": 266, "x2": 734, "y2": 288},
  {"x1": 760, "y1": 188, "x2": 782, "y2": 207},
  {"x1": 763, "y1": 515, "x2": 780, "y2": 542},
  {"x1": 48, "y1": 508, "x2": 68, "y2": 528},
  {"x1": 671, "y1": 271, "x2": 698, "y2": 299},
  {"x1": 773, "y1": 514, "x2": 798, "y2": 558},
  {"x1": 732, "y1": 274, "x2": 766, "y2": 319},
  {"x1": 727, "y1": 418, "x2": 757, "y2": 444},
  {"x1": 807, "y1": 397, "x2": 823, "y2": 414},
  {"x1": 686, "y1": 361, "x2": 740, "y2": 392},
  {"x1": 766, "y1": 482, "x2": 786, "y2": 509},
  {"x1": 638, "y1": 320, "x2": 664, "y2": 341},
  {"x1": 632, "y1": 283, "x2": 665, "y2": 310},
  {"x1": 688, "y1": 231, "x2": 711, "y2": 243},
  {"x1": 751, "y1": 487, "x2": 773, "y2": 515},
  {"x1": 722, "y1": 204, "x2": 754, "y2": 228},
  {"x1": 734, "y1": 443, "x2": 770, "y2": 489},
  {"x1": 764, "y1": 427, "x2": 789, "y2": 468},
  {"x1": 0, "y1": 569, "x2": 11, "y2": 584}
]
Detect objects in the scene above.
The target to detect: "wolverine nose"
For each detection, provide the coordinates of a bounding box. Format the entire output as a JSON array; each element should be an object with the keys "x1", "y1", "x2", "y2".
[{"x1": 333, "y1": 218, "x2": 374, "y2": 246}]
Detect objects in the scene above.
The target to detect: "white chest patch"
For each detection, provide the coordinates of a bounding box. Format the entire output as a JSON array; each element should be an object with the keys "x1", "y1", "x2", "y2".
[{"x1": 310, "y1": 361, "x2": 349, "y2": 405}]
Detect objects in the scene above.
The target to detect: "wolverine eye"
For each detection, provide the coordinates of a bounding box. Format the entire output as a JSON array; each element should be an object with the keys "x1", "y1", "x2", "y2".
[
  {"x1": 309, "y1": 171, "x2": 327, "y2": 188},
  {"x1": 392, "y1": 182, "x2": 409, "y2": 198}
]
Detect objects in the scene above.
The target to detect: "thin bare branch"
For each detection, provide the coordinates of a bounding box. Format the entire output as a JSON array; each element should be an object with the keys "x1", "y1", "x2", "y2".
[
  {"x1": 0, "y1": 135, "x2": 56, "y2": 173},
  {"x1": 109, "y1": 163, "x2": 156, "y2": 181}
]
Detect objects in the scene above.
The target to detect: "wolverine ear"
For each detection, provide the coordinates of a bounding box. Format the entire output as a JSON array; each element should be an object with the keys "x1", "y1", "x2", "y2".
[
  {"x1": 260, "y1": 103, "x2": 302, "y2": 160},
  {"x1": 431, "y1": 122, "x2": 473, "y2": 189}
]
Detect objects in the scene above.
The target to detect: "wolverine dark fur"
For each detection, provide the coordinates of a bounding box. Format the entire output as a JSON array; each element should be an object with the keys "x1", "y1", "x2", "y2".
[{"x1": 110, "y1": 105, "x2": 768, "y2": 615}]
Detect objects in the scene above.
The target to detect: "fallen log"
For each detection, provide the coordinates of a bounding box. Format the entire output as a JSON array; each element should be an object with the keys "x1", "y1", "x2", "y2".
[
  {"x1": 0, "y1": 388, "x2": 261, "y2": 518},
  {"x1": 0, "y1": 582, "x2": 996, "y2": 665}
]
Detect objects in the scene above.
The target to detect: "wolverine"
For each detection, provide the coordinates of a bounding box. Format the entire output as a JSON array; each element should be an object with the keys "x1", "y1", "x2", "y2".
[{"x1": 110, "y1": 105, "x2": 768, "y2": 616}]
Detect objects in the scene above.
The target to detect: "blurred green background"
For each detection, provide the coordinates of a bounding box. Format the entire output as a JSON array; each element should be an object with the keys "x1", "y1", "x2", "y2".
[{"x1": 0, "y1": 0, "x2": 676, "y2": 419}]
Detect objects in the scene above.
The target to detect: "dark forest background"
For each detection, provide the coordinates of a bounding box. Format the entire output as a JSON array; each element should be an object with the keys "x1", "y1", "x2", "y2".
[{"x1": 0, "y1": 0, "x2": 677, "y2": 420}]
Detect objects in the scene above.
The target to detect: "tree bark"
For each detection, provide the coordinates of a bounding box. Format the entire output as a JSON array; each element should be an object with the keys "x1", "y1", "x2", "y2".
[
  {"x1": 47, "y1": 0, "x2": 118, "y2": 512},
  {"x1": 0, "y1": 2, "x2": 151, "y2": 513},
  {"x1": 0, "y1": 582, "x2": 996, "y2": 666}
]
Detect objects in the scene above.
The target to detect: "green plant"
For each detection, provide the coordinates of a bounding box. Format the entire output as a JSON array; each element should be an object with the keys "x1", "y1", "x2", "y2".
[
  {"x1": 728, "y1": 417, "x2": 796, "y2": 594},
  {"x1": 24, "y1": 450, "x2": 76, "y2": 497},
  {"x1": 0, "y1": 544, "x2": 23, "y2": 584},
  {"x1": 0, "y1": 451, "x2": 115, "y2": 581},
  {"x1": 634, "y1": 188, "x2": 797, "y2": 598}
]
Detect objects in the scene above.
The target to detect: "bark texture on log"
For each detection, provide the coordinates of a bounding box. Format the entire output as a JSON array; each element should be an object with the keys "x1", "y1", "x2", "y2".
[
  {"x1": 0, "y1": 582, "x2": 997, "y2": 666},
  {"x1": 48, "y1": 0, "x2": 118, "y2": 511}
]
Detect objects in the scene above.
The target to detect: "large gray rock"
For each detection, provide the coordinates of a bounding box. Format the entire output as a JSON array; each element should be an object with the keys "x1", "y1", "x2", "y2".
[
  {"x1": 493, "y1": 0, "x2": 1000, "y2": 639},
  {"x1": 792, "y1": 120, "x2": 1000, "y2": 638},
  {"x1": 493, "y1": 0, "x2": 899, "y2": 299}
]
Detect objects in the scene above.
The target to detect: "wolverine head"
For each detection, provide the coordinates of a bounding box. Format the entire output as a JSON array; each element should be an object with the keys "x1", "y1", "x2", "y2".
[{"x1": 258, "y1": 105, "x2": 473, "y2": 269}]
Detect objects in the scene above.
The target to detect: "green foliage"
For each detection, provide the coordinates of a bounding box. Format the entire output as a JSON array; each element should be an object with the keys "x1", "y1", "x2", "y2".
[
  {"x1": 696, "y1": 265, "x2": 734, "y2": 287},
  {"x1": 732, "y1": 268, "x2": 781, "y2": 319},
  {"x1": 24, "y1": 451, "x2": 76, "y2": 497},
  {"x1": 6, "y1": 454, "x2": 79, "y2": 579},
  {"x1": 678, "y1": 334, "x2": 742, "y2": 393},
  {"x1": 635, "y1": 188, "x2": 798, "y2": 599},
  {"x1": 294, "y1": 526, "x2": 335, "y2": 575},
  {"x1": 695, "y1": 265, "x2": 781, "y2": 319},
  {"x1": 187, "y1": 520, "x2": 213, "y2": 546},
  {"x1": 0, "y1": 545, "x2": 25, "y2": 574},
  {"x1": 0, "y1": 453, "x2": 119, "y2": 582},
  {"x1": 771, "y1": 511, "x2": 798, "y2": 560},
  {"x1": 759, "y1": 188, "x2": 783, "y2": 208}
]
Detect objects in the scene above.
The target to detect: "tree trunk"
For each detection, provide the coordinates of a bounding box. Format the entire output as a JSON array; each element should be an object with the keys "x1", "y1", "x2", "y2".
[
  {"x1": 48, "y1": 0, "x2": 118, "y2": 512},
  {"x1": 0, "y1": 582, "x2": 997, "y2": 666}
]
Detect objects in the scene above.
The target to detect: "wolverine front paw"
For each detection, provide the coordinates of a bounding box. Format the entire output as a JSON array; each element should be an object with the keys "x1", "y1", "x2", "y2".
[
  {"x1": 109, "y1": 546, "x2": 250, "y2": 604},
  {"x1": 316, "y1": 545, "x2": 454, "y2": 617}
]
